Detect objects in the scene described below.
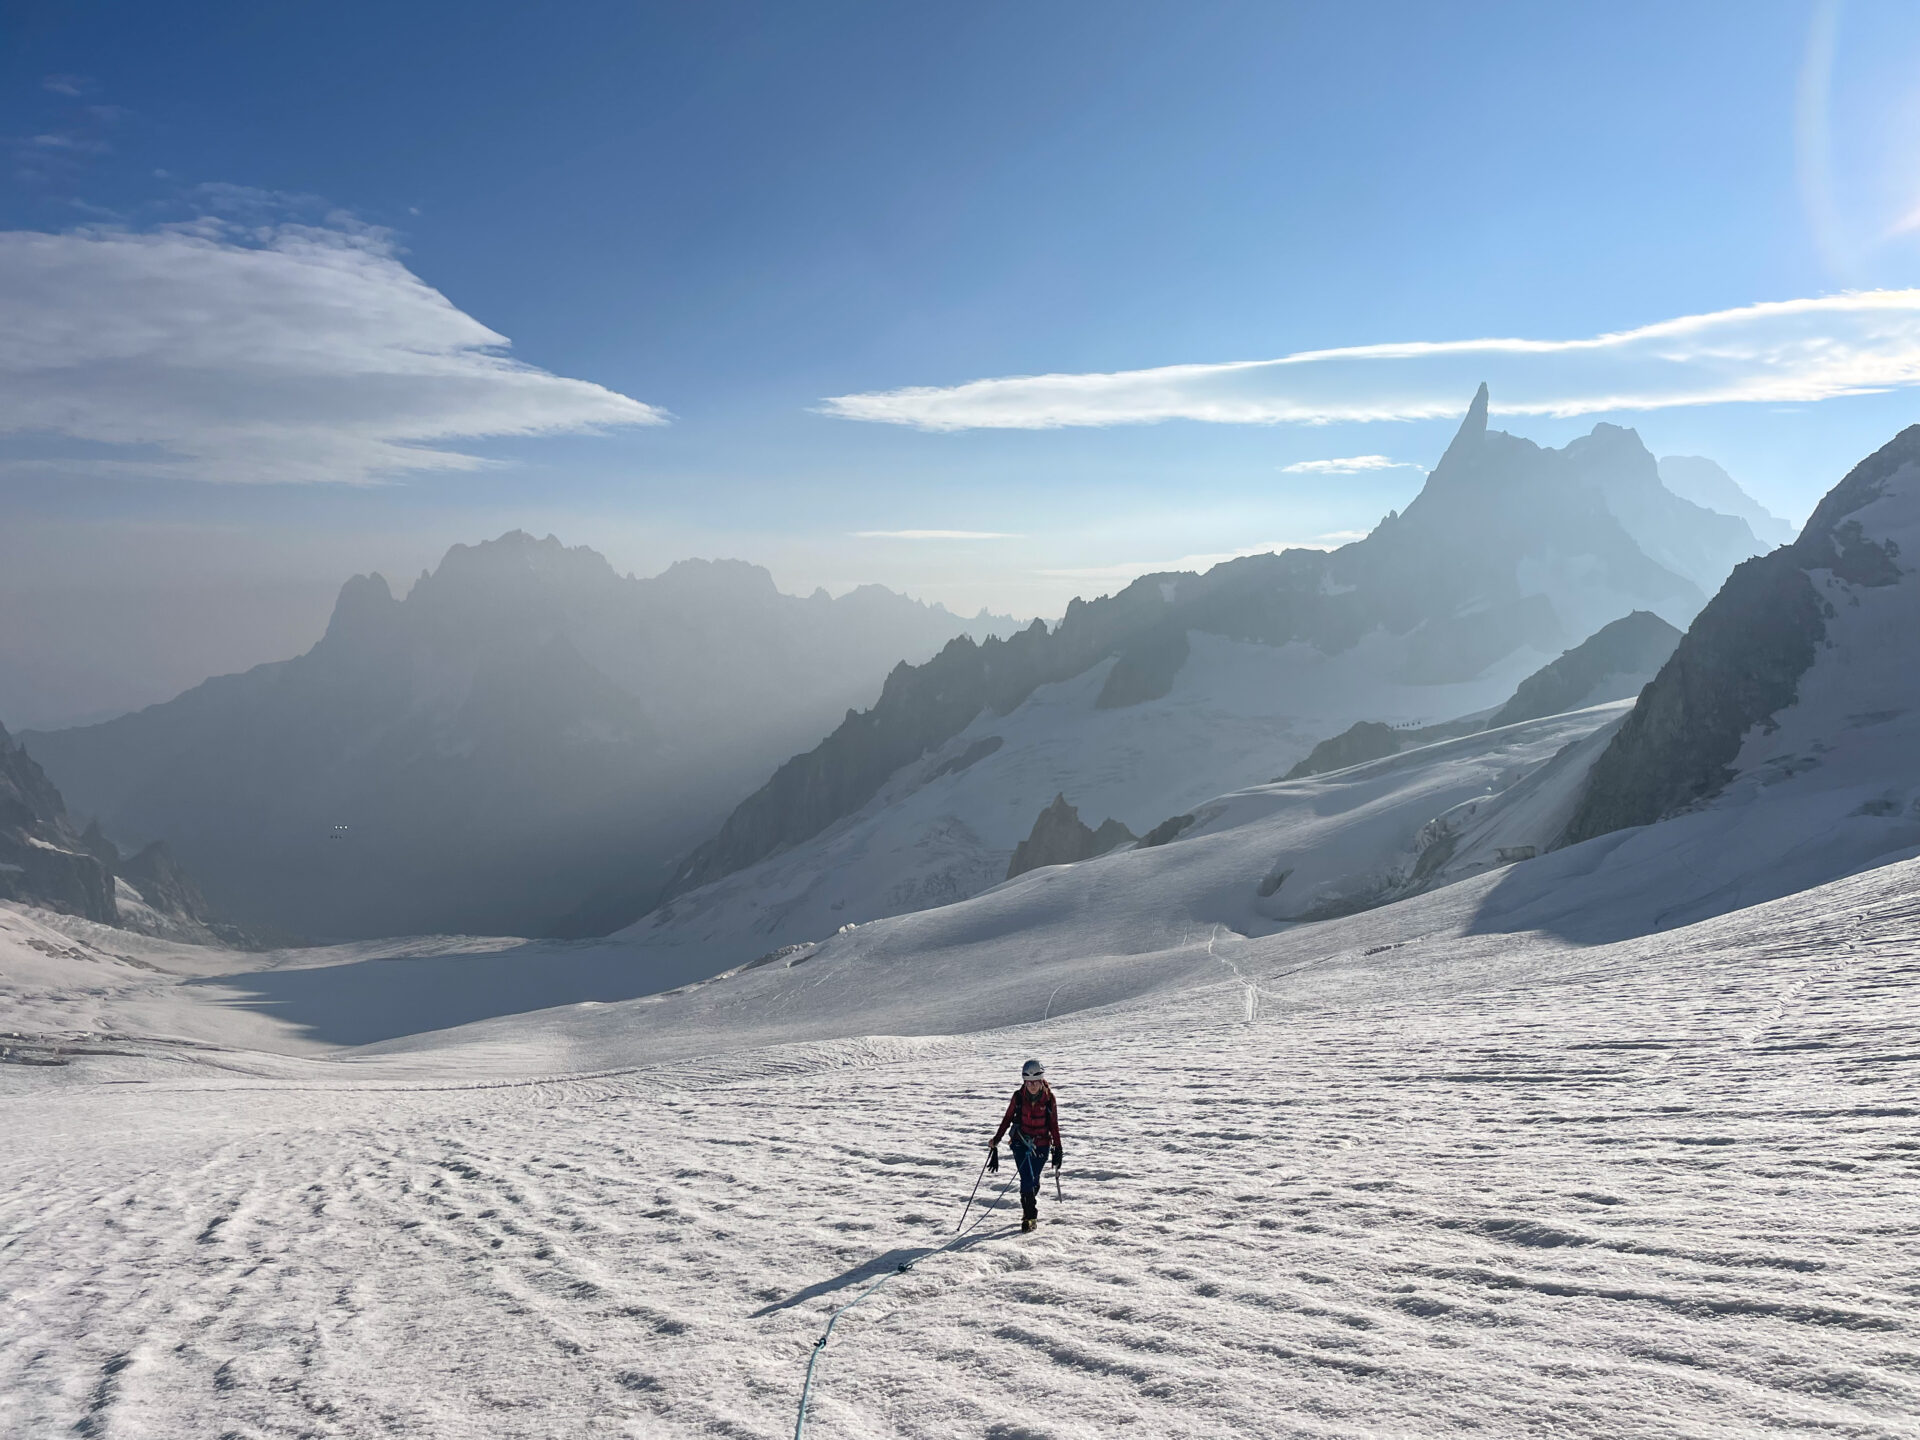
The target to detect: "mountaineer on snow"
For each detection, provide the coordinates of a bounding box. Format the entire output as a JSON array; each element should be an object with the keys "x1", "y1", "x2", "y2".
[{"x1": 989, "y1": 1058, "x2": 1063, "y2": 1232}]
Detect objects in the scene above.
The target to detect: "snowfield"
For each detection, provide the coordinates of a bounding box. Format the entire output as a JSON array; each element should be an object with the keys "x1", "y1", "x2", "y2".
[
  {"x1": 614, "y1": 628, "x2": 1561, "y2": 984},
  {"x1": 4, "y1": 842, "x2": 1919, "y2": 1438}
]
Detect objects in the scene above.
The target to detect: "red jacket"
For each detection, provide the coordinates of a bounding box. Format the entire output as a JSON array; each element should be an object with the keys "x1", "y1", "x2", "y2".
[{"x1": 992, "y1": 1083, "x2": 1061, "y2": 1148}]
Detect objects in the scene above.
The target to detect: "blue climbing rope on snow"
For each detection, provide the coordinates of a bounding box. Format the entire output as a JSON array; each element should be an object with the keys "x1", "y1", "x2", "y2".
[{"x1": 791, "y1": 1174, "x2": 1013, "y2": 1439}]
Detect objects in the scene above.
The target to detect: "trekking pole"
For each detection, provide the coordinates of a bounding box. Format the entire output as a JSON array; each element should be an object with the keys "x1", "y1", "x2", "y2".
[
  {"x1": 954, "y1": 1152, "x2": 992, "y2": 1234},
  {"x1": 1054, "y1": 1166, "x2": 1062, "y2": 1204}
]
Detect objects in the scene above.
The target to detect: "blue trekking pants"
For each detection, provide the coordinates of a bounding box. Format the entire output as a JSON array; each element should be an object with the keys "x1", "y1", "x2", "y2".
[{"x1": 1011, "y1": 1133, "x2": 1048, "y2": 1197}]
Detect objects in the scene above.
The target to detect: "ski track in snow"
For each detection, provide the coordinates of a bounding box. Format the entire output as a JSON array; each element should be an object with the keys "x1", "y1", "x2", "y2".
[{"x1": 5, "y1": 873, "x2": 1920, "y2": 1439}]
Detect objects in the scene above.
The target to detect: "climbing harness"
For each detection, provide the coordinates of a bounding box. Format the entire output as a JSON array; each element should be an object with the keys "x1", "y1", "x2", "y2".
[{"x1": 790, "y1": 1173, "x2": 1013, "y2": 1439}]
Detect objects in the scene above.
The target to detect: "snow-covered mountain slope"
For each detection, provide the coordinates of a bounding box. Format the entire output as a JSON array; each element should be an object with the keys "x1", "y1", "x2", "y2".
[
  {"x1": 614, "y1": 630, "x2": 1562, "y2": 980},
  {"x1": 83, "y1": 697, "x2": 1621, "y2": 1063},
  {"x1": 1567, "y1": 422, "x2": 1920, "y2": 852},
  {"x1": 645, "y1": 390, "x2": 1764, "y2": 988},
  {"x1": 172, "y1": 501, "x2": 1920, "y2": 1056},
  {"x1": 0, "y1": 691, "x2": 1610, "y2": 1060},
  {"x1": 4, "y1": 851, "x2": 1918, "y2": 1438},
  {"x1": 77, "y1": 414, "x2": 1920, "y2": 1059}
]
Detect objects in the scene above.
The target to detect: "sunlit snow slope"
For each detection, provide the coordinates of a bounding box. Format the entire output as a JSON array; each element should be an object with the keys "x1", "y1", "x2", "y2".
[
  {"x1": 616, "y1": 631, "x2": 1556, "y2": 982},
  {"x1": 3, "y1": 851, "x2": 1918, "y2": 1439}
]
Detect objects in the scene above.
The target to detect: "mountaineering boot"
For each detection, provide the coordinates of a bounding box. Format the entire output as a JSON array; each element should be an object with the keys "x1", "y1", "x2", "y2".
[
  {"x1": 1021, "y1": 1191, "x2": 1037, "y2": 1232},
  {"x1": 1021, "y1": 1215, "x2": 1036, "y2": 1233}
]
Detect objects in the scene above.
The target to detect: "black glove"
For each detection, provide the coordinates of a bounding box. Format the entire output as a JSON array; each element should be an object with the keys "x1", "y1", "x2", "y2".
[
  {"x1": 986, "y1": 1145, "x2": 999, "y2": 1173},
  {"x1": 1050, "y1": 1145, "x2": 1063, "y2": 1171}
]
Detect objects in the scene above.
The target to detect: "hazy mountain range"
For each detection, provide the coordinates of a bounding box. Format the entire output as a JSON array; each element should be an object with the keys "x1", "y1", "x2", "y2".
[
  {"x1": 1658, "y1": 454, "x2": 1799, "y2": 546},
  {"x1": 24, "y1": 534, "x2": 1014, "y2": 940},
  {"x1": 12, "y1": 388, "x2": 1799, "y2": 958}
]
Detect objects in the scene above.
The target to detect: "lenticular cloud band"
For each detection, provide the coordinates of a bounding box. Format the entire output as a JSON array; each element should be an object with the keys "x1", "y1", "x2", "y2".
[
  {"x1": 0, "y1": 224, "x2": 667, "y2": 485},
  {"x1": 821, "y1": 290, "x2": 1920, "y2": 430}
]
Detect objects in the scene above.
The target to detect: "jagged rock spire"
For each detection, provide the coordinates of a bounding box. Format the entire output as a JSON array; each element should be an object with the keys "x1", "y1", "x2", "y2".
[{"x1": 1437, "y1": 382, "x2": 1490, "y2": 469}]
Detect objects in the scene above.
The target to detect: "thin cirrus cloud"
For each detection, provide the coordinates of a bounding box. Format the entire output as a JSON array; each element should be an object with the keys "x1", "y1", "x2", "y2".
[
  {"x1": 820, "y1": 291, "x2": 1920, "y2": 430},
  {"x1": 1281, "y1": 455, "x2": 1422, "y2": 475},
  {"x1": 0, "y1": 218, "x2": 666, "y2": 484},
  {"x1": 853, "y1": 529, "x2": 1024, "y2": 539}
]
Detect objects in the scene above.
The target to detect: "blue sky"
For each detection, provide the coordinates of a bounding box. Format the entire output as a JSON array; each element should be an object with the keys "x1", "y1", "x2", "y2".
[{"x1": 6, "y1": 1, "x2": 1920, "y2": 678}]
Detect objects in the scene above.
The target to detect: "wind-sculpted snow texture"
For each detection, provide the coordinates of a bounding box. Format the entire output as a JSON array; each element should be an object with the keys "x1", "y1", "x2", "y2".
[{"x1": 3, "y1": 856, "x2": 1918, "y2": 1438}]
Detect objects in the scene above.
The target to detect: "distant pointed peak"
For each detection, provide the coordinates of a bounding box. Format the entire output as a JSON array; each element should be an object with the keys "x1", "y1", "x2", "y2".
[
  {"x1": 1436, "y1": 383, "x2": 1490, "y2": 469},
  {"x1": 1461, "y1": 382, "x2": 1489, "y2": 437}
]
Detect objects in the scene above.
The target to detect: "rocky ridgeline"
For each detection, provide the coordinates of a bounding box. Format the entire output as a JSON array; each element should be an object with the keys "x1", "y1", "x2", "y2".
[
  {"x1": 1283, "y1": 722, "x2": 1403, "y2": 780},
  {"x1": 0, "y1": 721, "x2": 236, "y2": 942},
  {"x1": 0, "y1": 721, "x2": 115, "y2": 923},
  {"x1": 1005, "y1": 794, "x2": 1136, "y2": 880},
  {"x1": 1487, "y1": 610, "x2": 1681, "y2": 729},
  {"x1": 1564, "y1": 425, "x2": 1918, "y2": 844}
]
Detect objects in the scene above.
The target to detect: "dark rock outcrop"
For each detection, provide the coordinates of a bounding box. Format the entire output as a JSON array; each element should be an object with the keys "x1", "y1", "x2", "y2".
[
  {"x1": 1283, "y1": 721, "x2": 1402, "y2": 780},
  {"x1": 1005, "y1": 794, "x2": 1136, "y2": 880},
  {"x1": 1488, "y1": 611, "x2": 1682, "y2": 729},
  {"x1": 0, "y1": 722, "x2": 117, "y2": 923},
  {"x1": 119, "y1": 840, "x2": 220, "y2": 926},
  {"x1": 926, "y1": 735, "x2": 1004, "y2": 781},
  {"x1": 1095, "y1": 626, "x2": 1190, "y2": 709},
  {"x1": 1562, "y1": 426, "x2": 1917, "y2": 845},
  {"x1": 0, "y1": 758, "x2": 246, "y2": 943},
  {"x1": 1137, "y1": 813, "x2": 1198, "y2": 849}
]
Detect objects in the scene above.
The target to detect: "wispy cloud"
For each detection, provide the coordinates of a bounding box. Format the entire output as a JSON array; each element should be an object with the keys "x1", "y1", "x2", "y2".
[
  {"x1": 10, "y1": 99, "x2": 121, "y2": 185},
  {"x1": 0, "y1": 215, "x2": 666, "y2": 484},
  {"x1": 41, "y1": 74, "x2": 91, "y2": 97},
  {"x1": 821, "y1": 291, "x2": 1920, "y2": 430},
  {"x1": 853, "y1": 529, "x2": 1023, "y2": 540},
  {"x1": 1281, "y1": 455, "x2": 1421, "y2": 475}
]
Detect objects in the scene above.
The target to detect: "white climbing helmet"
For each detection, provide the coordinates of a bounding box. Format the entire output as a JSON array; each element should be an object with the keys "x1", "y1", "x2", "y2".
[{"x1": 1022, "y1": 1058, "x2": 1045, "y2": 1078}]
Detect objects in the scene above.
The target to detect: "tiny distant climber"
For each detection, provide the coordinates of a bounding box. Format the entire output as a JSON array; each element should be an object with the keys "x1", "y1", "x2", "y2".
[{"x1": 988, "y1": 1058, "x2": 1063, "y2": 1232}]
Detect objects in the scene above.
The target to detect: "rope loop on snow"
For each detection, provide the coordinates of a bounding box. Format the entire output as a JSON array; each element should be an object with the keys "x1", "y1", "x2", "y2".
[{"x1": 790, "y1": 1177, "x2": 1012, "y2": 1439}]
